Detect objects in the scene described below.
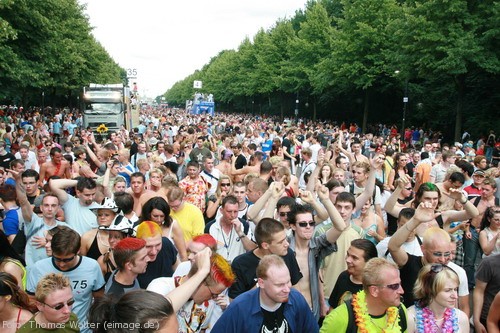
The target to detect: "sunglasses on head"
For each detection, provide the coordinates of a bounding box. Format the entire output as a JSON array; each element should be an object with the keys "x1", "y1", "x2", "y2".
[
  {"x1": 297, "y1": 221, "x2": 315, "y2": 228},
  {"x1": 41, "y1": 298, "x2": 75, "y2": 310}
]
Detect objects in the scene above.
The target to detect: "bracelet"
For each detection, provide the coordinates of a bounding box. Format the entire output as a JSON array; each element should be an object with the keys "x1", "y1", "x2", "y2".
[
  {"x1": 460, "y1": 198, "x2": 467, "y2": 205},
  {"x1": 238, "y1": 234, "x2": 246, "y2": 239}
]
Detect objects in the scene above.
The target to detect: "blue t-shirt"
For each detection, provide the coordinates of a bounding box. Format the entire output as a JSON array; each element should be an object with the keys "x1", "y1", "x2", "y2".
[
  {"x1": 53, "y1": 122, "x2": 62, "y2": 134},
  {"x1": 2, "y1": 207, "x2": 21, "y2": 237},
  {"x1": 27, "y1": 256, "x2": 105, "y2": 333}
]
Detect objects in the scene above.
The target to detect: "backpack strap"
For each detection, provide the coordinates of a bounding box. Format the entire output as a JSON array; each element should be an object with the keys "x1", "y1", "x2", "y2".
[{"x1": 344, "y1": 300, "x2": 357, "y2": 333}]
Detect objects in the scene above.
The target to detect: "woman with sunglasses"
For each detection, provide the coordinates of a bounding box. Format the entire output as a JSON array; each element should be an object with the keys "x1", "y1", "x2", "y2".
[
  {"x1": 0, "y1": 272, "x2": 33, "y2": 332},
  {"x1": 407, "y1": 264, "x2": 469, "y2": 333},
  {"x1": 205, "y1": 175, "x2": 233, "y2": 221}
]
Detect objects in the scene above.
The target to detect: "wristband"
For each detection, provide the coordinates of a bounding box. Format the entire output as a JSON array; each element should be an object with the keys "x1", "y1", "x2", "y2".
[
  {"x1": 460, "y1": 198, "x2": 467, "y2": 205},
  {"x1": 238, "y1": 234, "x2": 246, "y2": 239}
]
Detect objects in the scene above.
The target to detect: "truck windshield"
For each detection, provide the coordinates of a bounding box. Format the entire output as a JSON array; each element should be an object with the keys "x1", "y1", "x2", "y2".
[{"x1": 84, "y1": 103, "x2": 121, "y2": 114}]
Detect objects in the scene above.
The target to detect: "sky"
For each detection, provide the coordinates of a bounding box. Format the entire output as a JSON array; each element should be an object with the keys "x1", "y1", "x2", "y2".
[{"x1": 80, "y1": 0, "x2": 307, "y2": 98}]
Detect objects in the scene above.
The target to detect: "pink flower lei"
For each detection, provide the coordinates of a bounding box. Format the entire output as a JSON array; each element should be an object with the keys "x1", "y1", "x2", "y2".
[{"x1": 415, "y1": 306, "x2": 459, "y2": 333}]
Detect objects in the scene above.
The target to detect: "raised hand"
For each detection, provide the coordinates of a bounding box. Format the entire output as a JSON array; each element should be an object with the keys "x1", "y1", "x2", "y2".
[
  {"x1": 395, "y1": 174, "x2": 412, "y2": 190},
  {"x1": 317, "y1": 185, "x2": 330, "y2": 201},
  {"x1": 299, "y1": 190, "x2": 314, "y2": 204},
  {"x1": 414, "y1": 201, "x2": 436, "y2": 223}
]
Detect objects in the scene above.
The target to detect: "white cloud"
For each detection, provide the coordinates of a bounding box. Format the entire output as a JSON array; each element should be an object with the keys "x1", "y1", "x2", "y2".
[{"x1": 80, "y1": 0, "x2": 306, "y2": 97}]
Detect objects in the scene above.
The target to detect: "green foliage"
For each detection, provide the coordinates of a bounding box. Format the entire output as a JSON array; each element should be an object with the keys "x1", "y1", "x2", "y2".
[{"x1": 0, "y1": 0, "x2": 124, "y2": 105}]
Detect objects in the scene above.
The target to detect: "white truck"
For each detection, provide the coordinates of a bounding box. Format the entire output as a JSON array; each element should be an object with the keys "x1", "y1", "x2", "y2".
[{"x1": 82, "y1": 83, "x2": 132, "y2": 132}]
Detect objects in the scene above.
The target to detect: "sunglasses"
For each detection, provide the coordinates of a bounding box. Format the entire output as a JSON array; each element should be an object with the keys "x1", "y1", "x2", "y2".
[
  {"x1": 220, "y1": 183, "x2": 231, "y2": 187},
  {"x1": 41, "y1": 298, "x2": 75, "y2": 310},
  {"x1": 431, "y1": 251, "x2": 451, "y2": 258},
  {"x1": 297, "y1": 221, "x2": 315, "y2": 228},
  {"x1": 279, "y1": 212, "x2": 290, "y2": 217},
  {"x1": 53, "y1": 255, "x2": 76, "y2": 263},
  {"x1": 372, "y1": 283, "x2": 401, "y2": 291}
]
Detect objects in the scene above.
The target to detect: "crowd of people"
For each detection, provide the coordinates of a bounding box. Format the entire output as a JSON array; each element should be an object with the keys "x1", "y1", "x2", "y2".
[{"x1": 0, "y1": 105, "x2": 499, "y2": 333}]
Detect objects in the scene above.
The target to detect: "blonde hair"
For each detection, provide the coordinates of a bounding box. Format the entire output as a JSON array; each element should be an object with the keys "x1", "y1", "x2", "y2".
[
  {"x1": 362, "y1": 258, "x2": 398, "y2": 291},
  {"x1": 35, "y1": 273, "x2": 71, "y2": 303},
  {"x1": 413, "y1": 264, "x2": 459, "y2": 307}
]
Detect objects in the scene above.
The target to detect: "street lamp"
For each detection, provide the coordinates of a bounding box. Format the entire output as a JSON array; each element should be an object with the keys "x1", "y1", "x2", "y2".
[
  {"x1": 41, "y1": 91, "x2": 45, "y2": 112},
  {"x1": 395, "y1": 71, "x2": 408, "y2": 139},
  {"x1": 402, "y1": 80, "x2": 408, "y2": 139},
  {"x1": 295, "y1": 96, "x2": 299, "y2": 121}
]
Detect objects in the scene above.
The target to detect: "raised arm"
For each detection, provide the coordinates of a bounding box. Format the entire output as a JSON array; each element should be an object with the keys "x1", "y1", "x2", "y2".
[
  {"x1": 261, "y1": 182, "x2": 285, "y2": 220},
  {"x1": 49, "y1": 178, "x2": 78, "y2": 205},
  {"x1": 355, "y1": 154, "x2": 384, "y2": 209},
  {"x1": 300, "y1": 188, "x2": 329, "y2": 223},
  {"x1": 384, "y1": 175, "x2": 412, "y2": 218},
  {"x1": 11, "y1": 169, "x2": 33, "y2": 222},
  {"x1": 166, "y1": 248, "x2": 211, "y2": 312},
  {"x1": 246, "y1": 184, "x2": 273, "y2": 223},
  {"x1": 317, "y1": 185, "x2": 346, "y2": 243},
  {"x1": 388, "y1": 201, "x2": 435, "y2": 267},
  {"x1": 441, "y1": 189, "x2": 479, "y2": 225}
]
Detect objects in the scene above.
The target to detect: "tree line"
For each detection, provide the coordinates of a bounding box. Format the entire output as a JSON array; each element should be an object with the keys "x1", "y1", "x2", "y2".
[
  {"x1": 0, "y1": 0, "x2": 126, "y2": 109},
  {"x1": 163, "y1": 0, "x2": 499, "y2": 141}
]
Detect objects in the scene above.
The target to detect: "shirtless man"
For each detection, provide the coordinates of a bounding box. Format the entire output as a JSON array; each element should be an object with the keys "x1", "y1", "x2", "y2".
[
  {"x1": 38, "y1": 147, "x2": 71, "y2": 186},
  {"x1": 126, "y1": 172, "x2": 153, "y2": 217},
  {"x1": 287, "y1": 187, "x2": 347, "y2": 320},
  {"x1": 464, "y1": 177, "x2": 498, "y2": 289},
  {"x1": 231, "y1": 151, "x2": 264, "y2": 181}
]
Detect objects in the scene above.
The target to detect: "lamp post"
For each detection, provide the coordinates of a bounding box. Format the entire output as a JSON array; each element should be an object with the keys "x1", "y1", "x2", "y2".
[
  {"x1": 41, "y1": 91, "x2": 45, "y2": 113},
  {"x1": 295, "y1": 94, "x2": 299, "y2": 123},
  {"x1": 402, "y1": 80, "x2": 408, "y2": 139}
]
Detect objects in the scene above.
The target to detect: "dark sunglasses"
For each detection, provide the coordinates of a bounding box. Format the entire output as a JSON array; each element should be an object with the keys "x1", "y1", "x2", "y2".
[
  {"x1": 297, "y1": 221, "x2": 315, "y2": 228},
  {"x1": 41, "y1": 298, "x2": 75, "y2": 310},
  {"x1": 220, "y1": 183, "x2": 231, "y2": 187},
  {"x1": 372, "y1": 283, "x2": 401, "y2": 291},
  {"x1": 53, "y1": 255, "x2": 76, "y2": 263},
  {"x1": 431, "y1": 251, "x2": 450, "y2": 258},
  {"x1": 279, "y1": 212, "x2": 290, "y2": 217}
]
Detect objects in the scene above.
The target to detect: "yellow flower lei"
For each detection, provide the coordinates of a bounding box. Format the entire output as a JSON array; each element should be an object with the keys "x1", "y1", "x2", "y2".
[{"x1": 352, "y1": 290, "x2": 402, "y2": 333}]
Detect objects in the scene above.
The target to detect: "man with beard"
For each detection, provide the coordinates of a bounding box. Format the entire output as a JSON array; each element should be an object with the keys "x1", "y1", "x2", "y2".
[{"x1": 212, "y1": 255, "x2": 318, "y2": 333}]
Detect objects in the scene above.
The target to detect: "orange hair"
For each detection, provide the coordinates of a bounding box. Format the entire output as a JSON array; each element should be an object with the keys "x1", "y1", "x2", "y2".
[
  {"x1": 191, "y1": 234, "x2": 217, "y2": 252},
  {"x1": 210, "y1": 254, "x2": 235, "y2": 288},
  {"x1": 136, "y1": 221, "x2": 162, "y2": 239}
]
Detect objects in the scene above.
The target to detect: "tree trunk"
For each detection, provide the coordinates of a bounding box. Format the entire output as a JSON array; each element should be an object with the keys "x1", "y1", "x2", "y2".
[
  {"x1": 313, "y1": 98, "x2": 317, "y2": 122},
  {"x1": 454, "y1": 75, "x2": 465, "y2": 142},
  {"x1": 362, "y1": 88, "x2": 370, "y2": 133},
  {"x1": 280, "y1": 93, "x2": 284, "y2": 122}
]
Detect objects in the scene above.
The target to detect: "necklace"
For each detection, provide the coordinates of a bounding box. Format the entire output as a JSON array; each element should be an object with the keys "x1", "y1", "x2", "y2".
[
  {"x1": 220, "y1": 225, "x2": 233, "y2": 258},
  {"x1": 415, "y1": 306, "x2": 459, "y2": 332},
  {"x1": 96, "y1": 231, "x2": 110, "y2": 248},
  {"x1": 352, "y1": 290, "x2": 401, "y2": 333}
]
